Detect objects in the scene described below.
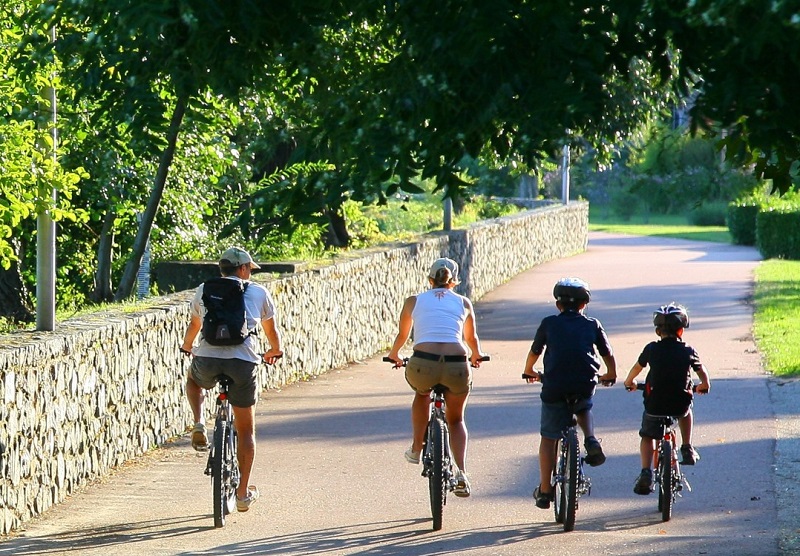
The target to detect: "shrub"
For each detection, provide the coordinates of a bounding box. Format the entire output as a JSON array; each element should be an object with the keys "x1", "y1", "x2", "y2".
[
  {"x1": 727, "y1": 200, "x2": 760, "y2": 245},
  {"x1": 689, "y1": 201, "x2": 728, "y2": 226},
  {"x1": 757, "y1": 208, "x2": 800, "y2": 260}
]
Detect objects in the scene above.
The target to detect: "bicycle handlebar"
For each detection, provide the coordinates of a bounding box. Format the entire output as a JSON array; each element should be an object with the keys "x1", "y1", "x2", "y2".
[
  {"x1": 626, "y1": 381, "x2": 705, "y2": 393},
  {"x1": 522, "y1": 371, "x2": 616, "y2": 386},
  {"x1": 383, "y1": 355, "x2": 490, "y2": 368}
]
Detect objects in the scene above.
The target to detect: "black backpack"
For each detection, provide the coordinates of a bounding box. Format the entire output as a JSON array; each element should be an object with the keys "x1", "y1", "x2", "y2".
[{"x1": 201, "y1": 277, "x2": 254, "y2": 346}]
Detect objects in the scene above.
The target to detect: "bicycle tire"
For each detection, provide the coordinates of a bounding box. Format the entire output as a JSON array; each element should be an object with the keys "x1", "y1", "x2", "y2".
[
  {"x1": 659, "y1": 441, "x2": 673, "y2": 522},
  {"x1": 553, "y1": 439, "x2": 566, "y2": 524},
  {"x1": 563, "y1": 427, "x2": 579, "y2": 532},
  {"x1": 224, "y1": 423, "x2": 239, "y2": 515},
  {"x1": 429, "y1": 417, "x2": 446, "y2": 531},
  {"x1": 212, "y1": 418, "x2": 227, "y2": 528}
]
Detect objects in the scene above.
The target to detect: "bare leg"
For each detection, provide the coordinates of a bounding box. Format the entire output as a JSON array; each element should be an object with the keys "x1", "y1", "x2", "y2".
[
  {"x1": 186, "y1": 375, "x2": 205, "y2": 423},
  {"x1": 640, "y1": 437, "x2": 656, "y2": 469},
  {"x1": 576, "y1": 409, "x2": 595, "y2": 440},
  {"x1": 538, "y1": 437, "x2": 558, "y2": 495},
  {"x1": 232, "y1": 404, "x2": 256, "y2": 500},
  {"x1": 410, "y1": 392, "x2": 431, "y2": 453},
  {"x1": 444, "y1": 391, "x2": 470, "y2": 471},
  {"x1": 678, "y1": 409, "x2": 693, "y2": 446}
]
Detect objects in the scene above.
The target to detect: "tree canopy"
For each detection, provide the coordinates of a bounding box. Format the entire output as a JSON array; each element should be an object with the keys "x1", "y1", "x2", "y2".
[{"x1": 3, "y1": 0, "x2": 800, "y2": 318}]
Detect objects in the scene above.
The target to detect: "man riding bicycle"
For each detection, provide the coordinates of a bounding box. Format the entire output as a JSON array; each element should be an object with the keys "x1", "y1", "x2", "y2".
[{"x1": 180, "y1": 247, "x2": 283, "y2": 512}]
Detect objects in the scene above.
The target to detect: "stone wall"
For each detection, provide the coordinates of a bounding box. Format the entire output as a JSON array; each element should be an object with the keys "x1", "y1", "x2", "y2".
[{"x1": 0, "y1": 201, "x2": 587, "y2": 533}]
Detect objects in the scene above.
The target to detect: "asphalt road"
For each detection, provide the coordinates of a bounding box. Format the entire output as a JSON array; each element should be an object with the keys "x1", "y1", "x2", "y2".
[{"x1": 3, "y1": 232, "x2": 793, "y2": 556}]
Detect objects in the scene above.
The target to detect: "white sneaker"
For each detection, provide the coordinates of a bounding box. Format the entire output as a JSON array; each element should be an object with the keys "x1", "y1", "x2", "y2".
[
  {"x1": 404, "y1": 447, "x2": 420, "y2": 464},
  {"x1": 454, "y1": 470, "x2": 471, "y2": 498}
]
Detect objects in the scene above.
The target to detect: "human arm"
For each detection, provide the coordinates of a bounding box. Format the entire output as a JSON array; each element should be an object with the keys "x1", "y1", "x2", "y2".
[
  {"x1": 599, "y1": 353, "x2": 617, "y2": 385},
  {"x1": 462, "y1": 297, "x2": 486, "y2": 367},
  {"x1": 522, "y1": 350, "x2": 541, "y2": 383},
  {"x1": 387, "y1": 296, "x2": 416, "y2": 365},
  {"x1": 623, "y1": 362, "x2": 645, "y2": 391},
  {"x1": 694, "y1": 363, "x2": 711, "y2": 394},
  {"x1": 260, "y1": 316, "x2": 283, "y2": 364},
  {"x1": 180, "y1": 314, "x2": 202, "y2": 355}
]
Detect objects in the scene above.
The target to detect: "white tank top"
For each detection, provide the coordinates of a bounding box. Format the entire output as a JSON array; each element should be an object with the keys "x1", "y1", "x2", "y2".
[{"x1": 411, "y1": 289, "x2": 467, "y2": 345}]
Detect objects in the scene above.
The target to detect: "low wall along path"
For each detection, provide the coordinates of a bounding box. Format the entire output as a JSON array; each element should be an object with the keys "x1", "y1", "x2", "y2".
[{"x1": 0, "y1": 202, "x2": 587, "y2": 534}]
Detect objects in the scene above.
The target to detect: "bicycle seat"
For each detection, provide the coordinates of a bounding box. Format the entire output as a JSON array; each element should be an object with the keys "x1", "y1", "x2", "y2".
[
  {"x1": 432, "y1": 384, "x2": 447, "y2": 395},
  {"x1": 214, "y1": 375, "x2": 233, "y2": 387}
]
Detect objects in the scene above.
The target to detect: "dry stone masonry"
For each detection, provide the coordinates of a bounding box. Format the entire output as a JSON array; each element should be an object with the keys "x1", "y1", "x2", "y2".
[{"x1": 0, "y1": 201, "x2": 587, "y2": 533}]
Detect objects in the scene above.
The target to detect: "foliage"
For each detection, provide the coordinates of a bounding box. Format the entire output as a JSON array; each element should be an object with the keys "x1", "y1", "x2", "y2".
[
  {"x1": 652, "y1": 1, "x2": 800, "y2": 193},
  {"x1": 688, "y1": 201, "x2": 727, "y2": 226},
  {"x1": 727, "y1": 197, "x2": 762, "y2": 246},
  {"x1": 756, "y1": 208, "x2": 800, "y2": 260},
  {"x1": 753, "y1": 260, "x2": 800, "y2": 376}
]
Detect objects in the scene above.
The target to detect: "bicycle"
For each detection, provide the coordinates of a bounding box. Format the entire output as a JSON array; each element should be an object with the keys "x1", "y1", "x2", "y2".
[
  {"x1": 627, "y1": 382, "x2": 699, "y2": 522},
  {"x1": 523, "y1": 371, "x2": 614, "y2": 532},
  {"x1": 205, "y1": 375, "x2": 240, "y2": 528},
  {"x1": 386, "y1": 354, "x2": 489, "y2": 531}
]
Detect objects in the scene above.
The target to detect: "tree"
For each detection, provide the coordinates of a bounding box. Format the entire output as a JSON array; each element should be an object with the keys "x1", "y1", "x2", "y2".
[{"x1": 649, "y1": 0, "x2": 800, "y2": 193}]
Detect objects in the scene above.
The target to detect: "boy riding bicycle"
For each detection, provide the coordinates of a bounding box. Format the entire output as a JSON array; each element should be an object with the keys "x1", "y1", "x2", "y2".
[
  {"x1": 623, "y1": 303, "x2": 711, "y2": 495},
  {"x1": 522, "y1": 277, "x2": 617, "y2": 509}
]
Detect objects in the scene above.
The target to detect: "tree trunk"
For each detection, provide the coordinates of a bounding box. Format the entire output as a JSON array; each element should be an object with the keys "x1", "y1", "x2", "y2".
[
  {"x1": 90, "y1": 209, "x2": 115, "y2": 303},
  {"x1": 115, "y1": 95, "x2": 188, "y2": 301},
  {"x1": 323, "y1": 206, "x2": 350, "y2": 248},
  {"x1": 0, "y1": 243, "x2": 34, "y2": 322}
]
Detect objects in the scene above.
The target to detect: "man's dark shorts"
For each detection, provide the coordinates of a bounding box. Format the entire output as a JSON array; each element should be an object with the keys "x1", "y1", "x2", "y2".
[{"x1": 190, "y1": 356, "x2": 258, "y2": 407}]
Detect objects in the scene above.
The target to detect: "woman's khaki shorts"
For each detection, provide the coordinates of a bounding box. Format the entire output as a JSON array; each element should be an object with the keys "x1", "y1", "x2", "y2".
[{"x1": 405, "y1": 355, "x2": 472, "y2": 395}]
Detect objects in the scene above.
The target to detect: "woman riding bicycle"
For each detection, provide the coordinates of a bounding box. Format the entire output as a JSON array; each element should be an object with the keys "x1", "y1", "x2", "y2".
[{"x1": 387, "y1": 257, "x2": 487, "y2": 497}]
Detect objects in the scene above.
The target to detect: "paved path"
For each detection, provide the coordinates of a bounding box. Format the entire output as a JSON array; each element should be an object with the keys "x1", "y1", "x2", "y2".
[{"x1": 3, "y1": 232, "x2": 791, "y2": 555}]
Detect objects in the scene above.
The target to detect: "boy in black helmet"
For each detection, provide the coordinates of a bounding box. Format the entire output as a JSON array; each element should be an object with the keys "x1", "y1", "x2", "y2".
[
  {"x1": 522, "y1": 277, "x2": 617, "y2": 510},
  {"x1": 623, "y1": 303, "x2": 711, "y2": 496}
]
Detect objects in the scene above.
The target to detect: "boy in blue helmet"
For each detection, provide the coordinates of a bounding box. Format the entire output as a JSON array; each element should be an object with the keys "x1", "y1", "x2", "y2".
[{"x1": 522, "y1": 277, "x2": 617, "y2": 509}]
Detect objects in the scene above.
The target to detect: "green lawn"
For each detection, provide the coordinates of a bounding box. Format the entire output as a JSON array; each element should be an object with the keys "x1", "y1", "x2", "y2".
[
  {"x1": 589, "y1": 211, "x2": 731, "y2": 243},
  {"x1": 590, "y1": 210, "x2": 799, "y2": 377},
  {"x1": 753, "y1": 260, "x2": 800, "y2": 377}
]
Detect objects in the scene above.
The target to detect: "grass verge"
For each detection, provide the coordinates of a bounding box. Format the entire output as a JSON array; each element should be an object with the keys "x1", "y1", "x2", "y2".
[
  {"x1": 589, "y1": 211, "x2": 731, "y2": 243},
  {"x1": 753, "y1": 260, "x2": 800, "y2": 377}
]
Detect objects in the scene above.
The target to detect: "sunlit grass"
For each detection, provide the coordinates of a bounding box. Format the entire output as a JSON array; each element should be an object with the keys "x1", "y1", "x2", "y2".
[
  {"x1": 753, "y1": 260, "x2": 800, "y2": 377},
  {"x1": 589, "y1": 210, "x2": 731, "y2": 243}
]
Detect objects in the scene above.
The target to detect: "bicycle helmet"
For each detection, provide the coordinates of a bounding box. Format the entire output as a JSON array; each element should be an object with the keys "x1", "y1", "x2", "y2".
[
  {"x1": 653, "y1": 303, "x2": 690, "y2": 329},
  {"x1": 553, "y1": 277, "x2": 591, "y2": 303}
]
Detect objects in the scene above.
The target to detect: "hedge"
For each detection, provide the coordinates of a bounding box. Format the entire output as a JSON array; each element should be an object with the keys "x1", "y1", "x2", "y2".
[{"x1": 756, "y1": 209, "x2": 800, "y2": 260}]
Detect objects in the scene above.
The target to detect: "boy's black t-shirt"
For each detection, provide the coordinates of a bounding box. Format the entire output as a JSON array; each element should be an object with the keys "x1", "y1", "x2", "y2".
[
  {"x1": 531, "y1": 311, "x2": 613, "y2": 403},
  {"x1": 638, "y1": 337, "x2": 703, "y2": 416}
]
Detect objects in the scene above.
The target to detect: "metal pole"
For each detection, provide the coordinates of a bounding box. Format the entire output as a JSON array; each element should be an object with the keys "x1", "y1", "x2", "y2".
[
  {"x1": 36, "y1": 26, "x2": 57, "y2": 331},
  {"x1": 443, "y1": 197, "x2": 453, "y2": 231},
  {"x1": 561, "y1": 144, "x2": 570, "y2": 204}
]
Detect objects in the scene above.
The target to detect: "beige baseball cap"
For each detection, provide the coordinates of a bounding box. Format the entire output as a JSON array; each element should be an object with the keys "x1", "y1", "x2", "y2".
[
  {"x1": 428, "y1": 257, "x2": 459, "y2": 281},
  {"x1": 219, "y1": 247, "x2": 261, "y2": 269}
]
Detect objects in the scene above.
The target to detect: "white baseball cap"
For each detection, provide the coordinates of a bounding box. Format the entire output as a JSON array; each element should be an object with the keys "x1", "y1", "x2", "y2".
[{"x1": 219, "y1": 247, "x2": 261, "y2": 269}]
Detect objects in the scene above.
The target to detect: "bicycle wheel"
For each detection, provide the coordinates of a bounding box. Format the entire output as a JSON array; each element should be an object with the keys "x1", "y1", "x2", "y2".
[
  {"x1": 223, "y1": 424, "x2": 239, "y2": 515},
  {"x1": 553, "y1": 439, "x2": 566, "y2": 524},
  {"x1": 428, "y1": 417, "x2": 446, "y2": 531},
  {"x1": 212, "y1": 418, "x2": 227, "y2": 528},
  {"x1": 659, "y1": 441, "x2": 673, "y2": 522},
  {"x1": 563, "y1": 427, "x2": 579, "y2": 532}
]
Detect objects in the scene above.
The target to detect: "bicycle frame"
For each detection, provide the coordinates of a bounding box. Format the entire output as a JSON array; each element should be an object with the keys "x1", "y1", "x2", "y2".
[
  {"x1": 552, "y1": 400, "x2": 592, "y2": 532},
  {"x1": 205, "y1": 376, "x2": 240, "y2": 528},
  {"x1": 652, "y1": 416, "x2": 690, "y2": 522}
]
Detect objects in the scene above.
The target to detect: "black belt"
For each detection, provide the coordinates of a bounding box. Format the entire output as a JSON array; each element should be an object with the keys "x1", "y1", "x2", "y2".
[{"x1": 412, "y1": 350, "x2": 467, "y2": 362}]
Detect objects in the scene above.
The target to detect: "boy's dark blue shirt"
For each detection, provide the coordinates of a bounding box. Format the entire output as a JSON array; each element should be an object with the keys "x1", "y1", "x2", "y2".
[
  {"x1": 531, "y1": 310, "x2": 613, "y2": 403},
  {"x1": 638, "y1": 336, "x2": 703, "y2": 416}
]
